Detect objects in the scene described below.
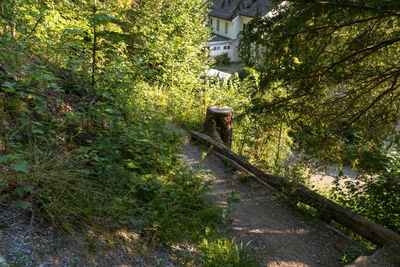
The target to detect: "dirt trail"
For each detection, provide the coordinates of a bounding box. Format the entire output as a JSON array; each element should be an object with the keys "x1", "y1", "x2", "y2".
[{"x1": 183, "y1": 141, "x2": 367, "y2": 267}]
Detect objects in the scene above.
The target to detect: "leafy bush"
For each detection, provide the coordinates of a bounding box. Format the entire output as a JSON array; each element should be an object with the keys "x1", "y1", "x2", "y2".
[
  {"x1": 330, "y1": 169, "x2": 400, "y2": 233},
  {"x1": 198, "y1": 237, "x2": 259, "y2": 267},
  {"x1": 237, "y1": 68, "x2": 251, "y2": 80},
  {"x1": 339, "y1": 247, "x2": 362, "y2": 263},
  {"x1": 340, "y1": 137, "x2": 400, "y2": 173},
  {"x1": 0, "y1": 1, "x2": 259, "y2": 265},
  {"x1": 0, "y1": 82, "x2": 223, "y2": 241},
  {"x1": 0, "y1": 0, "x2": 224, "y2": 245},
  {"x1": 214, "y1": 53, "x2": 230, "y2": 65}
]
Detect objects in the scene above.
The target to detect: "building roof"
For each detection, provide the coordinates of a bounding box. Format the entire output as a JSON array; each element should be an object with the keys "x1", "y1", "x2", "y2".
[
  {"x1": 209, "y1": 0, "x2": 271, "y2": 20},
  {"x1": 209, "y1": 33, "x2": 231, "y2": 43}
]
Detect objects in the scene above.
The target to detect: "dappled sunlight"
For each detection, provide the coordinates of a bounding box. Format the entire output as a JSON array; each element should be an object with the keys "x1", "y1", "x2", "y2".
[
  {"x1": 115, "y1": 230, "x2": 140, "y2": 244},
  {"x1": 2, "y1": 0, "x2": 398, "y2": 265},
  {"x1": 267, "y1": 261, "x2": 309, "y2": 267},
  {"x1": 182, "y1": 143, "x2": 361, "y2": 266},
  {"x1": 237, "y1": 228, "x2": 311, "y2": 235}
]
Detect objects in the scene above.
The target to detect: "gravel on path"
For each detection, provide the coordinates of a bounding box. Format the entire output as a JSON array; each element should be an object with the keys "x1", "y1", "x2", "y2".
[
  {"x1": 182, "y1": 140, "x2": 393, "y2": 267},
  {"x1": 0, "y1": 136, "x2": 396, "y2": 267},
  {"x1": 0, "y1": 204, "x2": 187, "y2": 266}
]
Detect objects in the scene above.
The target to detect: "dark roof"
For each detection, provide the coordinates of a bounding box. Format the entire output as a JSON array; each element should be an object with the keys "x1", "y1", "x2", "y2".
[
  {"x1": 209, "y1": 0, "x2": 271, "y2": 20},
  {"x1": 209, "y1": 33, "x2": 231, "y2": 42}
]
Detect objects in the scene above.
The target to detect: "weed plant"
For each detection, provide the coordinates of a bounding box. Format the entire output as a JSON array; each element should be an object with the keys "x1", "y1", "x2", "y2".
[
  {"x1": 0, "y1": 9, "x2": 256, "y2": 264},
  {"x1": 0, "y1": 84, "x2": 223, "y2": 243},
  {"x1": 198, "y1": 236, "x2": 259, "y2": 267},
  {"x1": 0, "y1": 16, "x2": 223, "y2": 246}
]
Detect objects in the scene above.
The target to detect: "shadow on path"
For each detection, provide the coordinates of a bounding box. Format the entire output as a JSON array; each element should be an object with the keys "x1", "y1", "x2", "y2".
[{"x1": 182, "y1": 141, "x2": 367, "y2": 267}]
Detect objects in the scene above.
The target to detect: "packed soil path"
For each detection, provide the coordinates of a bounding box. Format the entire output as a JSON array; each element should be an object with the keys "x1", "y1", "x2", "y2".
[{"x1": 183, "y1": 140, "x2": 366, "y2": 267}]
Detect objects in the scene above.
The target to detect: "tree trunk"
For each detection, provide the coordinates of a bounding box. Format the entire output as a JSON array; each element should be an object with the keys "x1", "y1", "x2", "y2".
[{"x1": 201, "y1": 106, "x2": 234, "y2": 148}]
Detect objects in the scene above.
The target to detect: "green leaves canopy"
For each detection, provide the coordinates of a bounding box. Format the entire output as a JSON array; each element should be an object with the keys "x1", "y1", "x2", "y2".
[{"x1": 240, "y1": 0, "x2": 400, "y2": 159}]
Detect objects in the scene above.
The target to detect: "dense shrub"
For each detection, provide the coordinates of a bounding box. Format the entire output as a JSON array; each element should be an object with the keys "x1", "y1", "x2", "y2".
[
  {"x1": 330, "y1": 169, "x2": 400, "y2": 233},
  {"x1": 0, "y1": 0, "x2": 224, "y2": 244},
  {"x1": 214, "y1": 53, "x2": 230, "y2": 64},
  {"x1": 237, "y1": 67, "x2": 251, "y2": 80}
]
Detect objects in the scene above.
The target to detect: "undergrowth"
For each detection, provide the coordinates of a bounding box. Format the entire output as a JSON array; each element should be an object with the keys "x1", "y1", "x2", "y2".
[
  {"x1": 0, "y1": 2, "x2": 258, "y2": 263},
  {"x1": 198, "y1": 236, "x2": 259, "y2": 267},
  {"x1": 0, "y1": 72, "x2": 223, "y2": 243}
]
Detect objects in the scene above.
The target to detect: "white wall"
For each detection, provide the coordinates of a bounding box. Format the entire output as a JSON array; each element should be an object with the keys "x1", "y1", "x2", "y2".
[
  {"x1": 232, "y1": 16, "x2": 241, "y2": 40},
  {"x1": 210, "y1": 15, "x2": 254, "y2": 40},
  {"x1": 208, "y1": 42, "x2": 232, "y2": 57},
  {"x1": 230, "y1": 45, "x2": 240, "y2": 62},
  {"x1": 209, "y1": 16, "x2": 235, "y2": 39},
  {"x1": 240, "y1": 16, "x2": 253, "y2": 26},
  {"x1": 208, "y1": 15, "x2": 254, "y2": 62},
  {"x1": 207, "y1": 41, "x2": 240, "y2": 63}
]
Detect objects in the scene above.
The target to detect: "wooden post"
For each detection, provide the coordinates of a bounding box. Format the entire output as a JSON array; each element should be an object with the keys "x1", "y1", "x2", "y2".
[{"x1": 201, "y1": 106, "x2": 234, "y2": 148}]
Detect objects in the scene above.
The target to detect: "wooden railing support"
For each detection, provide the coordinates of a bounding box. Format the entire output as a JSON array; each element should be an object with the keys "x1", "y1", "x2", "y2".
[{"x1": 190, "y1": 130, "x2": 400, "y2": 246}]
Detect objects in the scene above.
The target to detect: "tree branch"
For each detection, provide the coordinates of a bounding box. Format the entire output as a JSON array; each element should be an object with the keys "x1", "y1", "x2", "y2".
[
  {"x1": 26, "y1": 16, "x2": 43, "y2": 38},
  {"x1": 319, "y1": 36, "x2": 400, "y2": 78},
  {"x1": 304, "y1": 16, "x2": 380, "y2": 33},
  {"x1": 298, "y1": 0, "x2": 400, "y2": 17},
  {"x1": 345, "y1": 75, "x2": 400, "y2": 128}
]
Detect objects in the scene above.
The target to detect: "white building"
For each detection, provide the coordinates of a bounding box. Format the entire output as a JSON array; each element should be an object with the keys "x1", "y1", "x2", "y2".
[{"x1": 206, "y1": 0, "x2": 270, "y2": 63}]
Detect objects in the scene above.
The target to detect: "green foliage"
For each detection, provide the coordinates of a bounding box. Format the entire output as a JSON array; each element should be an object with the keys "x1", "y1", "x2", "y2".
[
  {"x1": 220, "y1": 192, "x2": 242, "y2": 222},
  {"x1": 1, "y1": 93, "x2": 223, "y2": 239},
  {"x1": 240, "y1": 0, "x2": 400, "y2": 163},
  {"x1": 148, "y1": 74, "x2": 251, "y2": 129},
  {"x1": 339, "y1": 247, "x2": 362, "y2": 263},
  {"x1": 214, "y1": 53, "x2": 230, "y2": 65},
  {"x1": 238, "y1": 173, "x2": 252, "y2": 183},
  {"x1": 0, "y1": 1, "x2": 262, "y2": 266},
  {"x1": 234, "y1": 0, "x2": 400, "y2": 243},
  {"x1": 236, "y1": 67, "x2": 251, "y2": 80},
  {"x1": 151, "y1": 63, "x2": 293, "y2": 174},
  {"x1": 198, "y1": 236, "x2": 259, "y2": 267},
  {"x1": 120, "y1": 0, "x2": 210, "y2": 87},
  {"x1": 13, "y1": 200, "x2": 31, "y2": 209},
  {"x1": 391, "y1": 243, "x2": 400, "y2": 264},
  {"x1": 330, "y1": 169, "x2": 400, "y2": 233},
  {"x1": 275, "y1": 162, "x2": 324, "y2": 218},
  {"x1": 281, "y1": 162, "x2": 314, "y2": 188},
  {"x1": 328, "y1": 221, "x2": 376, "y2": 250},
  {"x1": 342, "y1": 140, "x2": 400, "y2": 173},
  {"x1": 0, "y1": 0, "x2": 226, "y2": 247},
  {"x1": 12, "y1": 162, "x2": 29, "y2": 174}
]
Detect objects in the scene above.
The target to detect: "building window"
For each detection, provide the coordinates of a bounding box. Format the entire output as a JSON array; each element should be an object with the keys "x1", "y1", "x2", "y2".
[
  {"x1": 217, "y1": 20, "x2": 220, "y2": 31},
  {"x1": 215, "y1": 46, "x2": 220, "y2": 51},
  {"x1": 225, "y1": 22, "x2": 228, "y2": 33},
  {"x1": 243, "y1": 23, "x2": 247, "y2": 32},
  {"x1": 210, "y1": 18, "x2": 213, "y2": 26},
  {"x1": 223, "y1": 45, "x2": 230, "y2": 50}
]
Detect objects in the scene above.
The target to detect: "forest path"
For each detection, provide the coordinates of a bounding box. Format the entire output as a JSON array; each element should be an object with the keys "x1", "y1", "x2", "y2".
[{"x1": 182, "y1": 139, "x2": 366, "y2": 267}]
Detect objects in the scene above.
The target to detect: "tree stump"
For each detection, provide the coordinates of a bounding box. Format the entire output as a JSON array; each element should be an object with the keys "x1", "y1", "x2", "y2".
[{"x1": 201, "y1": 106, "x2": 234, "y2": 148}]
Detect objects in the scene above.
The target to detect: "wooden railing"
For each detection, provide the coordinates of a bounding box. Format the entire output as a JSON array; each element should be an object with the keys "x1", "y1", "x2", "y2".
[{"x1": 192, "y1": 106, "x2": 400, "y2": 246}]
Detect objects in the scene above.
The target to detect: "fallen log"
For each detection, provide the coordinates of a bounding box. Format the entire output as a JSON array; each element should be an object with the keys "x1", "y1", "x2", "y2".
[
  {"x1": 191, "y1": 130, "x2": 400, "y2": 246},
  {"x1": 214, "y1": 152, "x2": 277, "y2": 192}
]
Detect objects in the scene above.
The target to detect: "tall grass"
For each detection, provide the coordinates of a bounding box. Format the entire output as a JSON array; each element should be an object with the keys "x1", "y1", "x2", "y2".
[{"x1": 198, "y1": 237, "x2": 259, "y2": 267}]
